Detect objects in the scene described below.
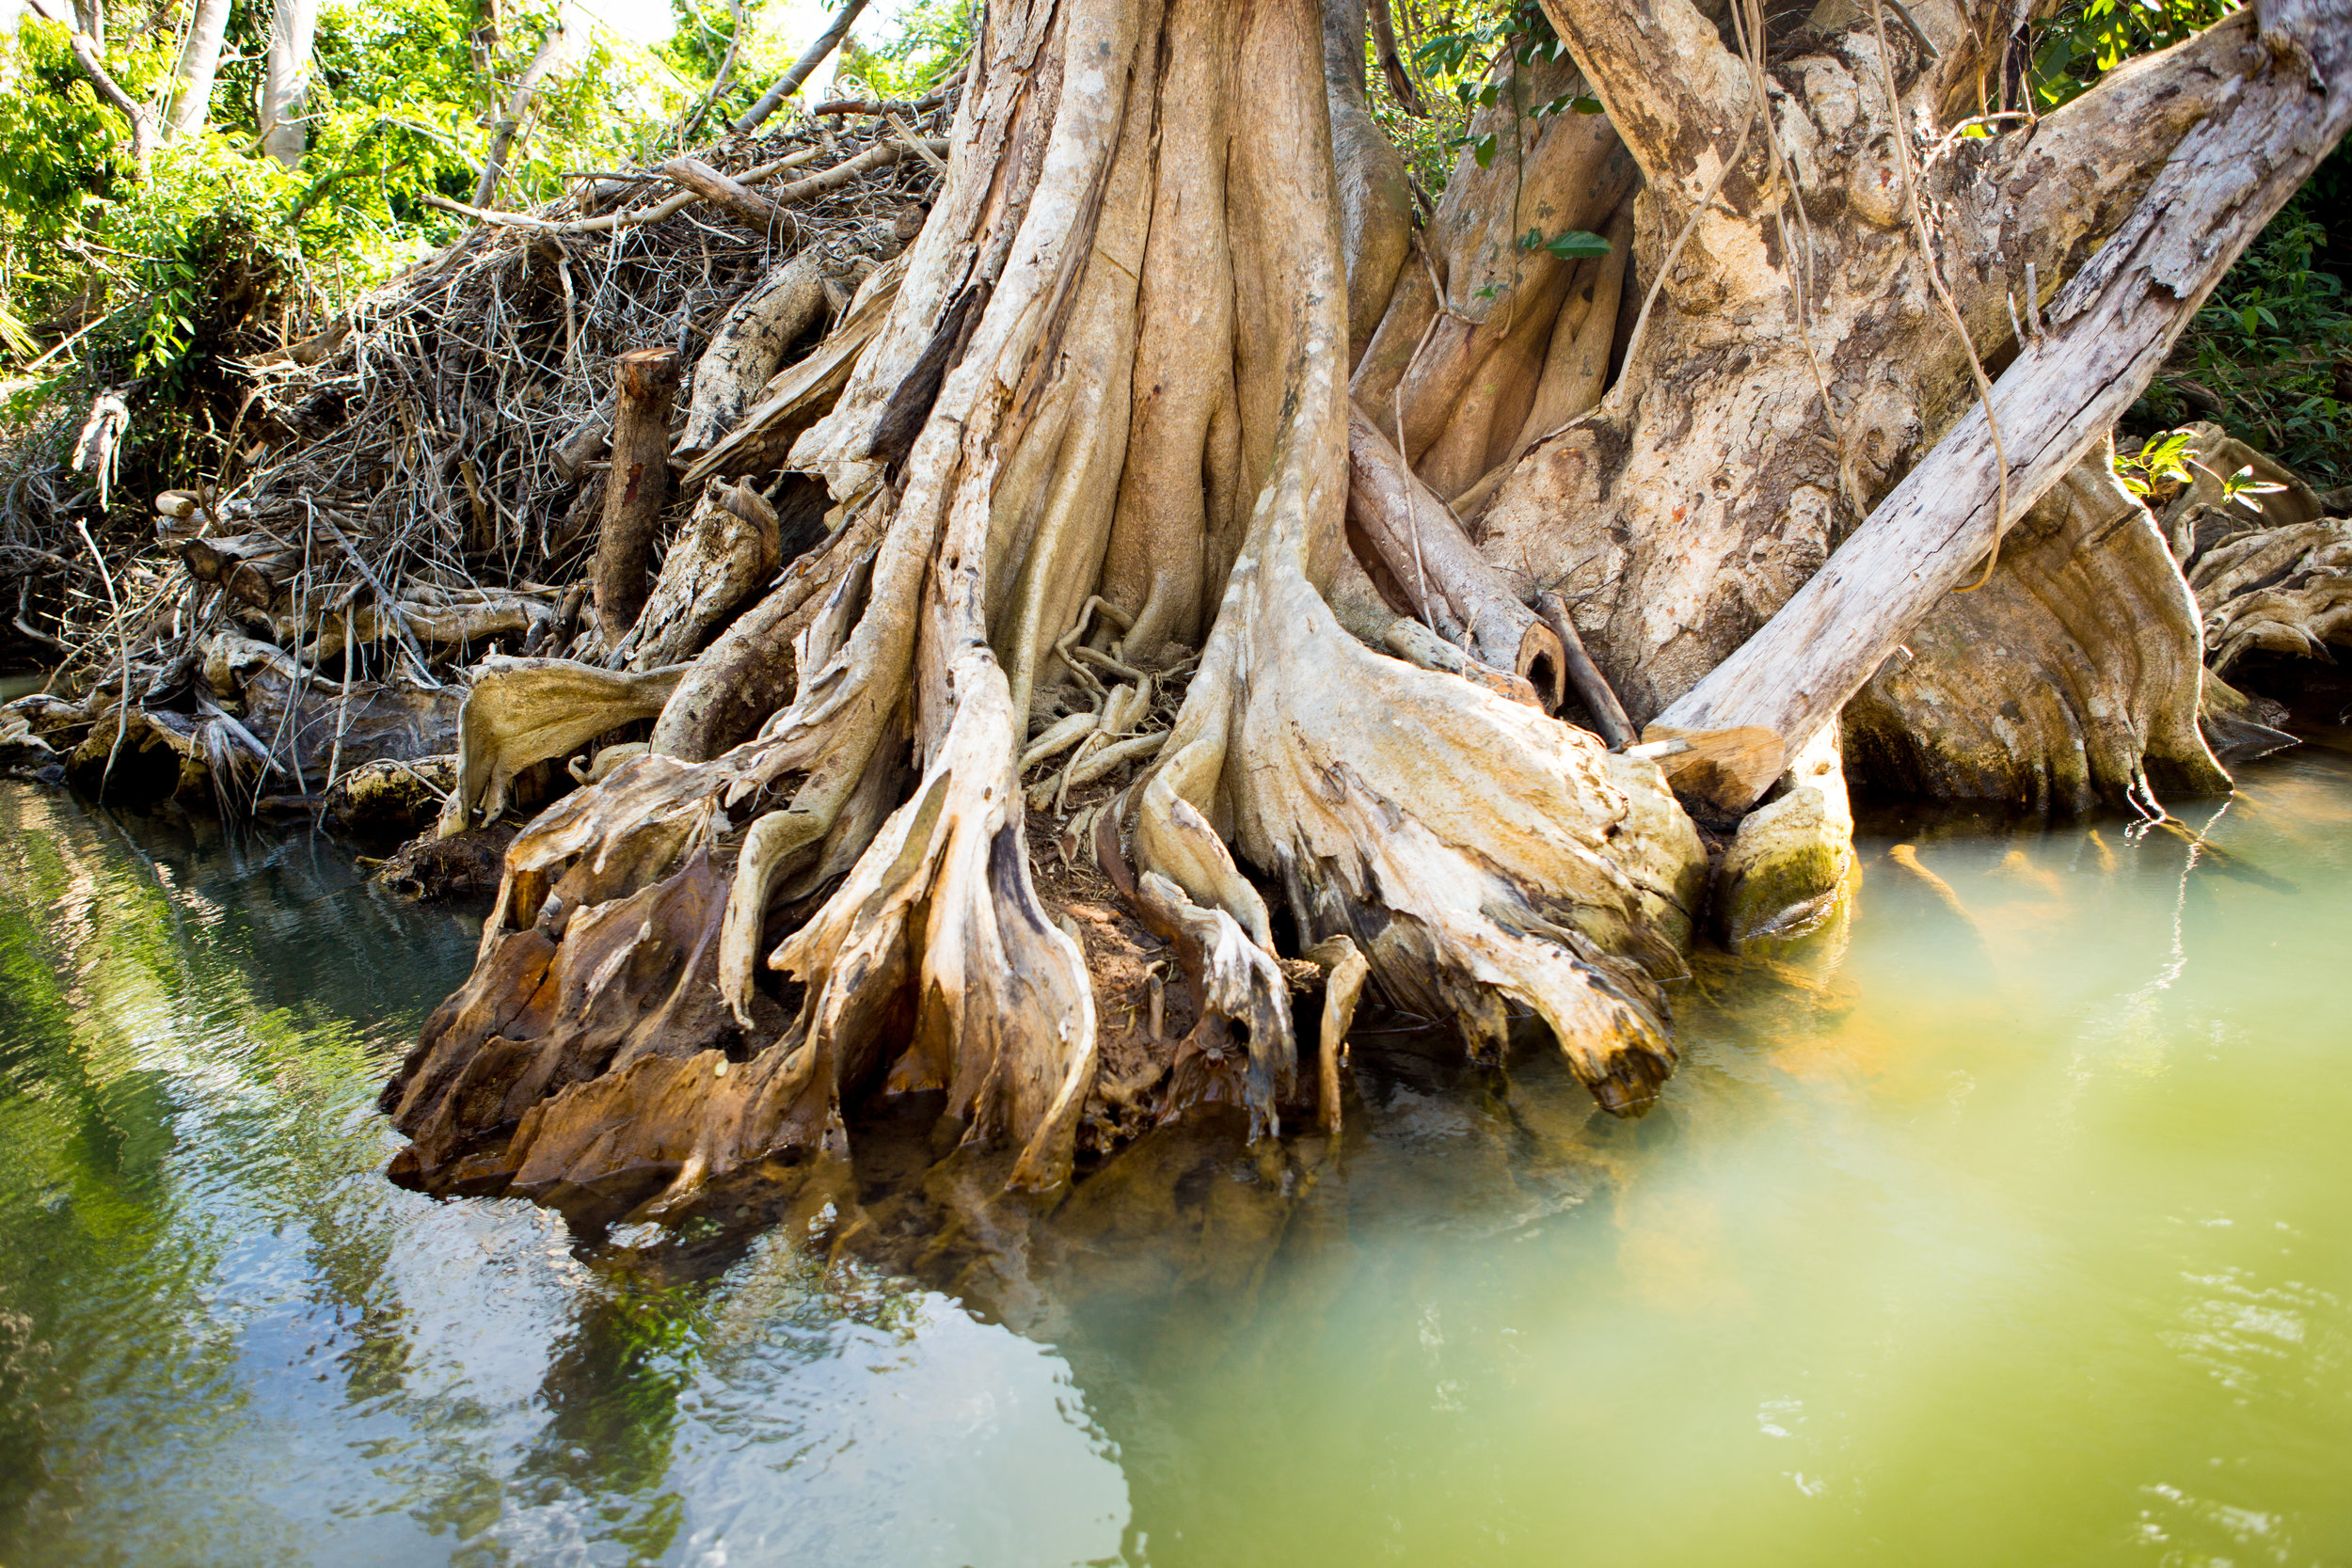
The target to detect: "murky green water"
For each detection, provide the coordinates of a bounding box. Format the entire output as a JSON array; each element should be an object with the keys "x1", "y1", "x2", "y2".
[{"x1": 3, "y1": 735, "x2": 2349, "y2": 1567}]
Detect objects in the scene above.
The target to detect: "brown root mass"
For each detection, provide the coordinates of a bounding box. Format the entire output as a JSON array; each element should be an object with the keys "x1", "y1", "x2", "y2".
[{"x1": 8, "y1": 0, "x2": 2347, "y2": 1248}]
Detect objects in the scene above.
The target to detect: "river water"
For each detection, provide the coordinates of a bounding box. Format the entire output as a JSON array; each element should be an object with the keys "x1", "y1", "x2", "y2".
[{"x1": 1, "y1": 734, "x2": 2348, "y2": 1567}]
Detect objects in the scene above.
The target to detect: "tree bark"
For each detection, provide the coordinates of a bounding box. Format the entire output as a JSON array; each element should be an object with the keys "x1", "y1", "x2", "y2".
[
  {"x1": 385, "y1": 0, "x2": 1706, "y2": 1227},
  {"x1": 675, "y1": 253, "x2": 829, "y2": 461},
  {"x1": 379, "y1": 0, "x2": 2341, "y2": 1230},
  {"x1": 1841, "y1": 450, "x2": 2230, "y2": 812},
  {"x1": 261, "y1": 0, "x2": 319, "y2": 170},
  {"x1": 590, "y1": 347, "x2": 685, "y2": 646},
  {"x1": 472, "y1": 20, "x2": 570, "y2": 210},
  {"x1": 1468, "y1": 0, "x2": 2307, "y2": 733},
  {"x1": 734, "y1": 0, "x2": 873, "y2": 135},
  {"x1": 1655, "y1": 0, "x2": 2352, "y2": 805},
  {"x1": 1345, "y1": 406, "x2": 1565, "y2": 706},
  {"x1": 163, "y1": 0, "x2": 232, "y2": 143}
]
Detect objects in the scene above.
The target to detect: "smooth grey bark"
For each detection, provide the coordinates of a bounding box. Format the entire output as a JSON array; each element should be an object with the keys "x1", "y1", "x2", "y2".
[
  {"x1": 163, "y1": 0, "x2": 233, "y2": 142},
  {"x1": 732, "y1": 0, "x2": 872, "y2": 135},
  {"x1": 261, "y1": 0, "x2": 319, "y2": 170}
]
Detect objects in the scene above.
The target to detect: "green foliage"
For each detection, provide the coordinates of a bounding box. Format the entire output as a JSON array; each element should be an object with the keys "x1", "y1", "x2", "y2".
[
  {"x1": 0, "y1": 17, "x2": 146, "y2": 253},
  {"x1": 0, "y1": 0, "x2": 720, "y2": 499},
  {"x1": 1538, "y1": 229, "x2": 1612, "y2": 261},
  {"x1": 854, "y1": 0, "x2": 978, "y2": 100},
  {"x1": 2114, "y1": 430, "x2": 2196, "y2": 497},
  {"x1": 2026, "y1": 0, "x2": 2235, "y2": 108},
  {"x1": 2127, "y1": 150, "x2": 2352, "y2": 488}
]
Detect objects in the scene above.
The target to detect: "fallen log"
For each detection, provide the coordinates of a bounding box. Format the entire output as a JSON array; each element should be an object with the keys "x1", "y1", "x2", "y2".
[
  {"x1": 295, "y1": 594, "x2": 554, "y2": 664},
  {"x1": 621, "y1": 479, "x2": 782, "y2": 671},
  {"x1": 675, "y1": 254, "x2": 829, "y2": 462},
  {"x1": 1842, "y1": 451, "x2": 2229, "y2": 811},
  {"x1": 682, "y1": 252, "x2": 907, "y2": 483}
]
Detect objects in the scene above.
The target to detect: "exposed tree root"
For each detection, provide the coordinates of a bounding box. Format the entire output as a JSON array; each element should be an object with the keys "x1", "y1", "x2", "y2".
[
  {"x1": 1843, "y1": 450, "x2": 2230, "y2": 812},
  {"x1": 297, "y1": 0, "x2": 2347, "y2": 1243}
]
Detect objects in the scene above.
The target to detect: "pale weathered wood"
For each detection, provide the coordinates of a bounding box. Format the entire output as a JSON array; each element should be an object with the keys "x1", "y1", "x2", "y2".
[
  {"x1": 675, "y1": 255, "x2": 828, "y2": 461},
  {"x1": 660, "y1": 156, "x2": 801, "y2": 241},
  {"x1": 1654, "y1": 0, "x2": 2352, "y2": 809},
  {"x1": 1535, "y1": 588, "x2": 1637, "y2": 746},
  {"x1": 621, "y1": 480, "x2": 781, "y2": 670}
]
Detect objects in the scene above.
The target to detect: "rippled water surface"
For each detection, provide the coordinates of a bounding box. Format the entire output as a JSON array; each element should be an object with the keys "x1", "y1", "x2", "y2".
[{"x1": 2, "y1": 736, "x2": 2349, "y2": 1567}]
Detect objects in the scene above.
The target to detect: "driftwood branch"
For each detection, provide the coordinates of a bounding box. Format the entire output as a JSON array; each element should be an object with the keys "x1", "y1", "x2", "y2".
[
  {"x1": 421, "y1": 140, "x2": 937, "y2": 236},
  {"x1": 660, "y1": 155, "x2": 801, "y2": 241}
]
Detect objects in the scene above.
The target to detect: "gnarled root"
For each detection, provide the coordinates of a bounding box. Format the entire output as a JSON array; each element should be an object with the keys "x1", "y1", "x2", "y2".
[
  {"x1": 384, "y1": 0, "x2": 1711, "y2": 1239},
  {"x1": 2194, "y1": 519, "x2": 2352, "y2": 674},
  {"x1": 1135, "y1": 869, "x2": 1297, "y2": 1133},
  {"x1": 674, "y1": 252, "x2": 830, "y2": 463},
  {"x1": 439, "y1": 656, "x2": 689, "y2": 833},
  {"x1": 1129, "y1": 182, "x2": 1701, "y2": 1117}
]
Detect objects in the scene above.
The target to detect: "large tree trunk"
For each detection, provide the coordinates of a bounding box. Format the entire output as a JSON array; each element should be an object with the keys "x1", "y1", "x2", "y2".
[
  {"x1": 381, "y1": 0, "x2": 2344, "y2": 1229},
  {"x1": 384, "y1": 0, "x2": 1702, "y2": 1227},
  {"x1": 1475, "y1": 0, "x2": 2342, "y2": 733},
  {"x1": 1652, "y1": 0, "x2": 2351, "y2": 795}
]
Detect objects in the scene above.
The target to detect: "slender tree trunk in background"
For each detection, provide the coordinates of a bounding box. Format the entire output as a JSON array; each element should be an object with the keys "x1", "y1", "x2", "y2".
[
  {"x1": 469, "y1": 0, "x2": 503, "y2": 81},
  {"x1": 260, "y1": 0, "x2": 318, "y2": 170},
  {"x1": 472, "y1": 18, "x2": 570, "y2": 211},
  {"x1": 733, "y1": 0, "x2": 871, "y2": 135},
  {"x1": 163, "y1": 0, "x2": 232, "y2": 143},
  {"x1": 1369, "y1": 0, "x2": 1424, "y2": 117},
  {"x1": 380, "y1": 0, "x2": 2352, "y2": 1230}
]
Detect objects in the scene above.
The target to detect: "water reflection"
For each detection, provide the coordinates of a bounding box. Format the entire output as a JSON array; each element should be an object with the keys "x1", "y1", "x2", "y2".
[
  {"x1": 0, "y1": 788, "x2": 1126, "y2": 1567},
  {"x1": 2, "y1": 731, "x2": 2350, "y2": 1566}
]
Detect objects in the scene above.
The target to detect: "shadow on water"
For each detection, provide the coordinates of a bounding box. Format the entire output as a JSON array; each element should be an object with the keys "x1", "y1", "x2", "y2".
[{"x1": 2, "y1": 732, "x2": 2351, "y2": 1565}]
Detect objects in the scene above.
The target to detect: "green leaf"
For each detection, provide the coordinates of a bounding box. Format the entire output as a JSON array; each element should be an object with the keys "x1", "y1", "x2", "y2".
[
  {"x1": 1543, "y1": 230, "x2": 1613, "y2": 261},
  {"x1": 1569, "y1": 94, "x2": 1604, "y2": 114},
  {"x1": 1472, "y1": 134, "x2": 1497, "y2": 169}
]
